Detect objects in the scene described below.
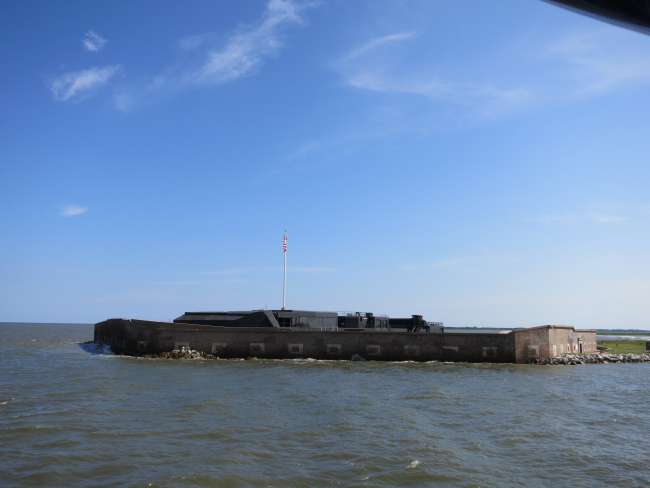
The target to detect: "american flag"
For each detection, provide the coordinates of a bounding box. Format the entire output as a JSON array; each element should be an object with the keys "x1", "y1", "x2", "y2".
[{"x1": 282, "y1": 232, "x2": 287, "y2": 254}]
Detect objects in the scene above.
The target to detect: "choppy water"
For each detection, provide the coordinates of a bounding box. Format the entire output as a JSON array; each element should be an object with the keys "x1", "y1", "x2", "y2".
[{"x1": 1, "y1": 324, "x2": 649, "y2": 488}]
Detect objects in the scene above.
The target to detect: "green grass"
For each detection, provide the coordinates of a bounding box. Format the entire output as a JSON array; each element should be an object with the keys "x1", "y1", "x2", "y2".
[{"x1": 597, "y1": 340, "x2": 647, "y2": 354}]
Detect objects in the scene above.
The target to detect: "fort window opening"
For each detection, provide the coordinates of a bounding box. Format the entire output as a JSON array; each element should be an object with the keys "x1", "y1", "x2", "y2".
[
  {"x1": 366, "y1": 345, "x2": 381, "y2": 356},
  {"x1": 404, "y1": 345, "x2": 420, "y2": 356},
  {"x1": 482, "y1": 346, "x2": 498, "y2": 358},
  {"x1": 211, "y1": 342, "x2": 227, "y2": 354},
  {"x1": 249, "y1": 343, "x2": 265, "y2": 354},
  {"x1": 326, "y1": 344, "x2": 342, "y2": 354}
]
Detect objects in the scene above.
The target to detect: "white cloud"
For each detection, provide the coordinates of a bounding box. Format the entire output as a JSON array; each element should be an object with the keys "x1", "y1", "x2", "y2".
[
  {"x1": 343, "y1": 32, "x2": 415, "y2": 61},
  {"x1": 151, "y1": 281, "x2": 201, "y2": 286},
  {"x1": 113, "y1": 92, "x2": 134, "y2": 112},
  {"x1": 192, "y1": 0, "x2": 304, "y2": 84},
  {"x1": 338, "y1": 31, "x2": 532, "y2": 119},
  {"x1": 61, "y1": 205, "x2": 88, "y2": 217},
  {"x1": 431, "y1": 257, "x2": 468, "y2": 269},
  {"x1": 346, "y1": 69, "x2": 532, "y2": 118},
  {"x1": 286, "y1": 139, "x2": 324, "y2": 160},
  {"x1": 535, "y1": 212, "x2": 629, "y2": 225},
  {"x1": 178, "y1": 33, "x2": 210, "y2": 51},
  {"x1": 51, "y1": 65, "x2": 120, "y2": 102},
  {"x1": 113, "y1": 0, "x2": 311, "y2": 110},
  {"x1": 200, "y1": 268, "x2": 251, "y2": 276},
  {"x1": 83, "y1": 30, "x2": 107, "y2": 52},
  {"x1": 544, "y1": 29, "x2": 650, "y2": 96},
  {"x1": 292, "y1": 266, "x2": 336, "y2": 273},
  {"x1": 201, "y1": 265, "x2": 335, "y2": 275},
  {"x1": 589, "y1": 214, "x2": 628, "y2": 224},
  {"x1": 336, "y1": 26, "x2": 650, "y2": 124}
]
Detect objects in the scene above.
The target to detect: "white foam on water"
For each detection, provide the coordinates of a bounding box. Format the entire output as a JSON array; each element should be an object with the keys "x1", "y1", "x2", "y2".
[
  {"x1": 79, "y1": 342, "x2": 114, "y2": 356},
  {"x1": 407, "y1": 460, "x2": 420, "y2": 469}
]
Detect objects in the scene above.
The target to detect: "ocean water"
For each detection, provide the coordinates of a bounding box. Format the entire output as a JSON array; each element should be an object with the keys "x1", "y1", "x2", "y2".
[{"x1": 1, "y1": 324, "x2": 649, "y2": 488}]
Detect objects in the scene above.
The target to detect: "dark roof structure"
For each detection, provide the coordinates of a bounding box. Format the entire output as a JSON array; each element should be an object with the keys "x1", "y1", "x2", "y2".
[{"x1": 549, "y1": 0, "x2": 650, "y2": 33}]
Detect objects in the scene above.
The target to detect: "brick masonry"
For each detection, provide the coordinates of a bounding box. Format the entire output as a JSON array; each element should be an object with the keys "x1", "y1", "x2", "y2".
[
  {"x1": 95, "y1": 319, "x2": 596, "y2": 363},
  {"x1": 95, "y1": 319, "x2": 597, "y2": 363}
]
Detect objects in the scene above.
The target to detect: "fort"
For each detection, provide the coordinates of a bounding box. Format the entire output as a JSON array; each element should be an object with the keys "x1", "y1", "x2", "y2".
[{"x1": 94, "y1": 309, "x2": 597, "y2": 363}]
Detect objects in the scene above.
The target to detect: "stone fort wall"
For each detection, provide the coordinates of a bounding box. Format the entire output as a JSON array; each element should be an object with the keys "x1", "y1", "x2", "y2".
[{"x1": 95, "y1": 320, "x2": 597, "y2": 363}]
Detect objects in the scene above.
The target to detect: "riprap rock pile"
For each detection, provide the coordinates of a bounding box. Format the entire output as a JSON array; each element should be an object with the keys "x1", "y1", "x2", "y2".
[
  {"x1": 158, "y1": 346, "x2": 213, "y2": 360},
  {"x1": 540, "y1": 352, "x2": 650, "y2": 365}
]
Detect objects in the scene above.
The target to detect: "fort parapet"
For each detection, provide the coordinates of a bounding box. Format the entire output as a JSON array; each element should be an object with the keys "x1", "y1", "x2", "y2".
[{"x1": 94, "y1": 311, "x2": 597, "y2": 363}]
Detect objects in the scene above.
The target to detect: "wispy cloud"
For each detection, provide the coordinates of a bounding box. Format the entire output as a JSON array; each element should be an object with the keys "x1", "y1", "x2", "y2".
[
  {"x1": 335, "y1": 24, "x2": 650, "y2": 125},
  {"x1": 346, "y1": 71, "x2": 532, "y2": 118},
  {"x1": 399, "y1": 257, "x2": 470, "y2": 272},
  {"x1": 190, "y1": 0, "x2": 305, "y2": 85},
  {"x1": 292, "y1": 266, "x2": 335, "y2": 273},
  {"x1": 201, "y1": 265, "x2": 335, "y2": 275},
  {"x1": 535, "y1": 211, "x2": 629, "y2": 225},
  {"x1": 431, "y1": 257, "x2": 468, "y2": 269},
  {"x1": 285, "y1": 139, "x2": 331, "y2": 161},
  {"x1": 113, "y1": 92, "x2": 133, "y2": 112},
  {"x1": 151, "y1": 280, "x2": 201, "y2": 286},
  {"x1": 337, "y1": 32, "x2": 532, "y2": 119},
  {"x1": 544, "y1": 29, "x2": 650, "y2": 96},
  {"x1": 200, "y1": 268, "x2": 251, "y2": 276},
  {"x1": 113, "y1": 0, "x2": 311, "y2": 110},
  {"x1": 343, "y1": 32, "x2": 415, "y2": 61},
  {"x1": 589, "y1": 214, "x2": 629, "y2": 224},
  {"x1": 83, "y1": 30, "x2": 107, "y2": 52},
  {"x1": 51, "y1": 65, "x2": 120, "y2": 102},
  {"x1": 178, "y1": 33, "x2": 211, "y2": 52},
  {"x1": 61, "y1": 205, "x2": 88, "y2": 217}
]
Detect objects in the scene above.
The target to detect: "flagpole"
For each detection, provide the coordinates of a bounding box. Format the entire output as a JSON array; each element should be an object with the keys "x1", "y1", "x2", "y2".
[{"x1": 282, "y1": 231, "x2": 287, "y2": 310}]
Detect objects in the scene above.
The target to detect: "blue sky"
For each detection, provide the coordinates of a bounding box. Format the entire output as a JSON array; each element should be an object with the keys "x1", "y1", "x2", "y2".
[{"x1": 2, "y1": 0, "x2": 650, "y2": 328}]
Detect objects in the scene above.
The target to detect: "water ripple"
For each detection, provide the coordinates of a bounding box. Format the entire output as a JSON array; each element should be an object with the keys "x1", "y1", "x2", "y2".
[{"x1": 1, "y1": 324, "x2": 650, "y2": 487}]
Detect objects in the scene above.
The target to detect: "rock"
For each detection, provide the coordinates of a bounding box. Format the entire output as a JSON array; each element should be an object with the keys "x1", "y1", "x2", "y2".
[
  {"x1": 541, "y1": 351, "x2": 650, "y2": 366},
  {"x1": 158, "y1": 346, "x2": 212, "y2": 360}
]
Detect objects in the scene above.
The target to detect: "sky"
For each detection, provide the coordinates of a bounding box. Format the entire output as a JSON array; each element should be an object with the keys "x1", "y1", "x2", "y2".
[{"x1": 2, "y1": 0, "x2": 650, "y2": 328}]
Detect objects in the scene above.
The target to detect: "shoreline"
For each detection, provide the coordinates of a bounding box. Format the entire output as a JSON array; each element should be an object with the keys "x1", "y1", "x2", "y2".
[
  {"x1": 538, "y1": 352, "x2": 650, "y2": 365},
  {"x1": 119, "y1": 345, "x2": 650, "y2": 365}
]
